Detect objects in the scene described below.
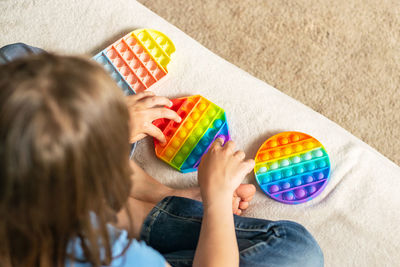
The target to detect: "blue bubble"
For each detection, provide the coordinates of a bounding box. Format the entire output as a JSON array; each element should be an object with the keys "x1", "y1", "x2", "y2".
[
  {"x1": 284, "y1": 191, "x2": 295, "y2": 200},
  {"x1": 284, "y1": 169, "x2": 293, "y2": 177},
  {"x1": 188, "y1": 157, "x2": 196, "y2": 165},
  {"x1": 272, "y1": 172, "x2": 282, "y2": 180},
  {"x1": 282, "y1": 182, "x2": 291, "y2": 189},
  {"x1": 194, "y1": 147, "x2": 203, "y2": 155},
  {"x1": 214, "y1": 119, "x2": 223, "y2": 128},
  {"x1": 293, "y1": 179, "x2": 302, "y2": 186}
]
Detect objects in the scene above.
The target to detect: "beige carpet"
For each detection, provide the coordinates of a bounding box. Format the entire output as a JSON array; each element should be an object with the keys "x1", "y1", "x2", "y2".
[{"x1": 138, "y1": 0, "x2": 400, "y2": 165}]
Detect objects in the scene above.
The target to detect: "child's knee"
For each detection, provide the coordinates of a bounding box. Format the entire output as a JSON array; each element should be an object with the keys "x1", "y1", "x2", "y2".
[{"x1": 276, "y1": 220, "x2": 324, "y2": 267}]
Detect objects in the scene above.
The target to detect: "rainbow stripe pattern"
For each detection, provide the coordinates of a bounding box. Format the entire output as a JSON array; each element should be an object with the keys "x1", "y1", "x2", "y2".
[
  {"x1": 153, "y1": 95, "x2": 230, "y2": 173},
  {"x1": 254, "y1": 132, "x2": 331, "y2": 204},
  {"x1": 93, "y1": 29, "x2": 175, "y2": 95}
]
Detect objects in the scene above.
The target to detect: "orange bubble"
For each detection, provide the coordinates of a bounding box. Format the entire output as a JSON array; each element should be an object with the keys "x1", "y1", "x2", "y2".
[
  {"x1": 280, "y1": 137, "x2": 289, "y2": 145},
  {"x1": 269, "y1": 140, "x2": 278, "y2": 147}
]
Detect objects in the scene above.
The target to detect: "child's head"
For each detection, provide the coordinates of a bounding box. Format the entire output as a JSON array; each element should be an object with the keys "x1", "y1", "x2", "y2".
[{"x1": 0, "y1": 54, "x2": 132, "y2": 266}]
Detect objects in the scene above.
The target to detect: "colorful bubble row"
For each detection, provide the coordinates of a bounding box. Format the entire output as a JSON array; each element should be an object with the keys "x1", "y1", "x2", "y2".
[
  {"x1": 153, "y1": 95, "x2": 230, "y2": 173},
  {"x1": 93, "y1": 29, "x2": 175, "y2": 94}
]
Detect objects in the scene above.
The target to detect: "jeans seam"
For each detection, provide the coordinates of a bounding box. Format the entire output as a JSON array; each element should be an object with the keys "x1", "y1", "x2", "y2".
[
  {"x1": 155, "y1": 207, "x2": 203, "y2": 223},
  {"x1": 140, "y1": 197, "x2": 172, "y2": 243},
  {"x1": 239, "y1": 226, "x2": 286, "y2": 256}
]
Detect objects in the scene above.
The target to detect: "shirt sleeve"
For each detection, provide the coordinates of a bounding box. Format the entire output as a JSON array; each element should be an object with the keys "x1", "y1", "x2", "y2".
[{"x1": 110, "y1": 228, "x2": 166, "y2": 267}]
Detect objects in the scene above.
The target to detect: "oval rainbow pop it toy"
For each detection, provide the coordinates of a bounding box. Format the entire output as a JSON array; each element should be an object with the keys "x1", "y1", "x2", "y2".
[
  {"x1": 254, "y1": 132, "x2": 331, "y2": 204},
  {"x1": 93, "y1": 29, "x2": 175, "y2": 95},
  {"x1": 152, "y1": 95, "x2": 230, "y2": 173}
]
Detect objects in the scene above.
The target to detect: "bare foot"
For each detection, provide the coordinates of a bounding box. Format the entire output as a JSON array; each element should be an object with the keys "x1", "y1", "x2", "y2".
[
  {"x1": 232, "y1": 184, "x2": 256, "y2": 215},
  {"x1": 174, "y1": 184, "x2": 256, "y2": 216}
]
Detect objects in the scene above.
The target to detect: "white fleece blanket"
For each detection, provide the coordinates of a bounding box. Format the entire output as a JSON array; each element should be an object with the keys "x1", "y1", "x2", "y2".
[{"x1": 1, "y1": 0, "x2": 399, "y2": 266}]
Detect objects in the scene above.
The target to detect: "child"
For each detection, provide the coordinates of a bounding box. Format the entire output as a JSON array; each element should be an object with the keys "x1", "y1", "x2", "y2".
[{"x1": 0, "y1": 45, "x2": 323, "y2": 267}]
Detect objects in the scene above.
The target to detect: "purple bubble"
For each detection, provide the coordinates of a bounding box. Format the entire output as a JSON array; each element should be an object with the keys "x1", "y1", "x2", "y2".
[
  {"x1": 284, "y1": 192, "x2": 295, "y2": 200},
  {"x1": 317, "y1": 172, "x2": 325, "y2": 179},
  {"x1": 295, "y1": 188, "x2": 307, "y2": 198},
  {"x1": 269, "y1": 184, "x2": 280, "y2": 193}
]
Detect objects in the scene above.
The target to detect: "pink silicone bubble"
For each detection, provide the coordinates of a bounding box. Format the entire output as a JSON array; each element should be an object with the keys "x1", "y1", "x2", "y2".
[
  {"x1": 106, "y1": 50, "x2": 117, "y2": 59},
  {"x1": 123, "y1": 51, "x2": 133, "y2": 60},
  {"x1": 114, "y1": 58, "x2": 124, "y2": 68},
  {"x1": 146, "y1": 61, "x2": 157, "y2": 71},
  {"x1": 134, "y1": 83, "x2": 144, "y2": 91},
  {"x1": 145, "y1": 79, "x2": 155, "y2": 87},
  {"x1": 126, "y1": 37, "x2": 137, "y2": 46},
  {"x1": 137, "y1": 67, "x2": 146, "y2": 77},
  {"x1": 134, "y1": 45, "x2": 143, "y2": 54},
  {"x1": 117, "y1": 42, "x2": 127, "y2": 52},
  {"x1": 120, "y1": 67, "x2": 130, "y2": 76},
  {"x1": 140, "y1": 53, "x2": 150, "y2": 62},
  {"x1": 130, "y1": 59, "x2": 140, "y2": 69},
  {"x1": 126, "y1": 74, "x2": 137, "y2": 84},
  {"x1": 142, "y1": 75, "x2": 150, "y2": 83}
]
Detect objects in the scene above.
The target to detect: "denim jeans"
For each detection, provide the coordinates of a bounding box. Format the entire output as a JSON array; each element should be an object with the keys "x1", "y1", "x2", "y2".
[
  {"x1": 0, "y1": 43, "x2": 137, "y2": 157},
  {"x1": 141, "y1": 196, "x2": 323, "y2": 267}
]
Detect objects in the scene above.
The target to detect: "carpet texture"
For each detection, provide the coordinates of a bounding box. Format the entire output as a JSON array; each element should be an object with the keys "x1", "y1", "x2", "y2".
[{"x1": 138, "y1": 0, "x2": 400, "y2": 165}]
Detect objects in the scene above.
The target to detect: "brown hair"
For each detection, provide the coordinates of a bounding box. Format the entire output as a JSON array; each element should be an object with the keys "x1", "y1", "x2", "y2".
[{"x1": 0, "y1": 54, "x2": 133, "y2": 266}]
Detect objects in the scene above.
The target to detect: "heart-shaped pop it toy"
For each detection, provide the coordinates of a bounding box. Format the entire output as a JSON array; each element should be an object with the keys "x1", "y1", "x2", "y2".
[
  {"x1": 93, "y1": 29, "x2": 175, "y2": 95},
  {"x1": 153, "y1": 95, "x2": 230, "y2": 173},
  {"x1": 254, "y1": 132, "x2": 331, "y2": 204}
]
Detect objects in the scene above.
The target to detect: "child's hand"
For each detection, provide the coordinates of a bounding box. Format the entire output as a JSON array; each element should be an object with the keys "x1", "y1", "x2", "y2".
[
  {"x1": 197, "y1": 138, "x2": 255, "y2": 205},
  {"x1": 126, "y1": 91, "x2": 181, "y2": 143}
]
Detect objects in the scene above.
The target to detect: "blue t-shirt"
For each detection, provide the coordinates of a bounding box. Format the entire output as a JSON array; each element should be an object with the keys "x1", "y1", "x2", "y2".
[{"x1": 65, "y1": 224, "x2": 165, "y2": 267}]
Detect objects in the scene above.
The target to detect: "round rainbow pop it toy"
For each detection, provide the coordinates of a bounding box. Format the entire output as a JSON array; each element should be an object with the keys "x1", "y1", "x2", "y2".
[
  {"x1": 153, "y1": 95, "x2": 230, "y2": 173},
  {"x1": 254, "y1": 132, "x2": 331, "y2": 204}
]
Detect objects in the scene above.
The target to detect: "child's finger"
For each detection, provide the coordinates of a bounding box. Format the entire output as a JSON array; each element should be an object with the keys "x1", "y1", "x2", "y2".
[
  {"x1": 234, "y1": 150, "x2": 246, "y2": 160},
  {"x1": 242, "y1": 159, "x2": 256, "y2": 174},
  {"x1": 145, "y1": 124, "x2": 167, "y2": 143},
  {"x1": 149, "y1": 108, "x2": 182, "y2": 123},
  {"x1": 223, "y1": 140, "x2": 236, "y2": 152},
  {"x1": 127, "y1": 91, "x2": 155, "y2": 103},
  {"x1": 210, "y1": 137, "x2": 224, "y2": 150},
  {"x1": 141, "y1": 96, "x2": 173, "y2": 108}
]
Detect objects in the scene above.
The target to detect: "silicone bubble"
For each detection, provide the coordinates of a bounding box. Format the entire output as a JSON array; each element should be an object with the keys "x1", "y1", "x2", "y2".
[
  {"x1": 152, "y1": 95, "x2": 230, "y2": 173},
  {"x1": 254, "y1": 132, "x2": 331, "y2": 204},
  {"x1": 92, "y1": 28, "x2": 175, "y2": 94}
]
